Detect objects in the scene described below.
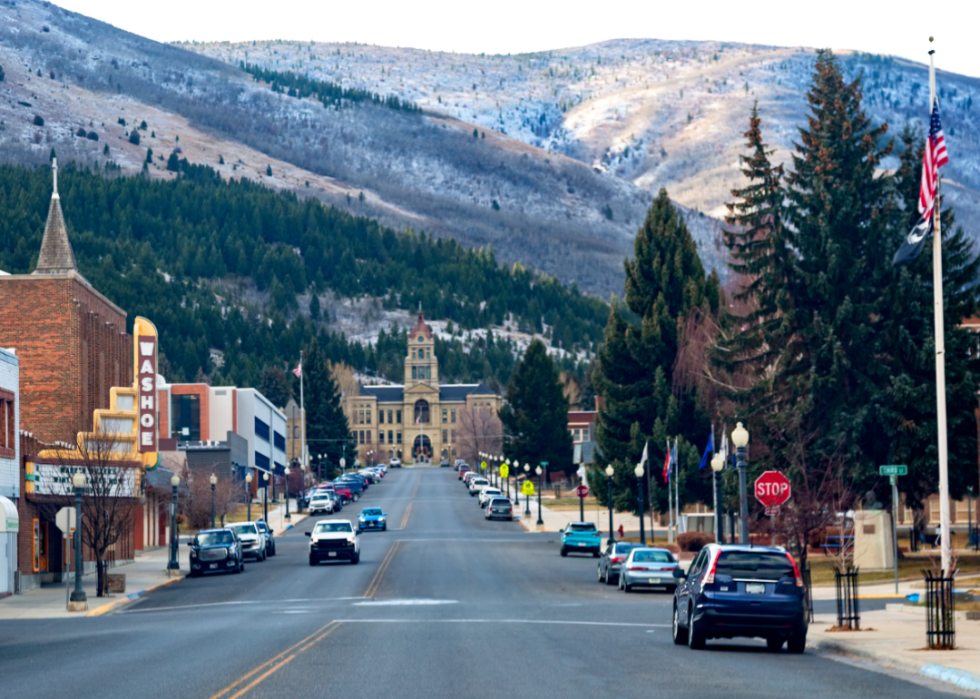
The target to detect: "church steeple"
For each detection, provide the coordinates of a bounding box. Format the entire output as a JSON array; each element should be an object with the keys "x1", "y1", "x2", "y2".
[{"x1": 34, "y1": 158, "x2": 78, "y2": 276}]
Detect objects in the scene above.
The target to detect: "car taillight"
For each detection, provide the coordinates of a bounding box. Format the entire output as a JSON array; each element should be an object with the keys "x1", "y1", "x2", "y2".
[
  {"x1": 785, "y1": 552, "x2": 804, "y2": 587},
  {"x1": 704, "y1": 552, "x2": 719, "y2": 584},
  {"x1": 612, "y1": 556, "x2": 625, "y2": 564},
  {"x1": 627, "y1": 566, "x2": 647, "y2": 571}
]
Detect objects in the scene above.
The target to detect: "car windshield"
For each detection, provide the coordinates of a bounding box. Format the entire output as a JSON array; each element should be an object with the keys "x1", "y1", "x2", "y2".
[
  {"x1": 255, "y1": 522, "x2": 269, "y2": 531},
  {"x1": 196, "y1": 531, "x2": 234, "y2": 546},
  {"x1": 314, "y1": 522, "x2": 353, "y2": 533},
  {"x1": 632, "y1": 550, "x2": 674, "y2": 563},
  {"x1": 569, "y1": 524, "x2": 596, "y2": 532},
  {"x1": 229, "y1": 524, "x2": 257, "y2": 536},
  {"x1": 311, "y1": 496, "x2": 330, "y2": 502},
  {"x1": 490, "y1": 498, "x2": 510, "y2": 504},
  {"x1": 714, "y1": 551, "x2": 795, "y2": 581},
  {"x1": 362, "y1": 509, "x2": 382, "y2": 516}
]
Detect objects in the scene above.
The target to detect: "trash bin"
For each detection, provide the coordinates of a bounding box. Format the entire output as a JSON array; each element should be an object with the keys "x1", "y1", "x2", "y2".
[{"x1": 106, "y1": 574, "x2": 126, "y2": 594}]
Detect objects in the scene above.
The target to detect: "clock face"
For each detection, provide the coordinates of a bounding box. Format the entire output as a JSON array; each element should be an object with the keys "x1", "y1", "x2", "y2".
[{"x1": 418, "y1": 336, "x2": 424, "y2": 342}]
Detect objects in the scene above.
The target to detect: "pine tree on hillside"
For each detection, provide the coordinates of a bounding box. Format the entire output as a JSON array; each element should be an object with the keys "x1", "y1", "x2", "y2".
[
  {"x1": 258, "y1": 366, "x2": 293, "y2": 409},
  {"x1": 305, "y1": 339, "x2": 357, "y2": 476},
  {"x1": 499, "y1": 339, "x2": 573, "y2": 476}
]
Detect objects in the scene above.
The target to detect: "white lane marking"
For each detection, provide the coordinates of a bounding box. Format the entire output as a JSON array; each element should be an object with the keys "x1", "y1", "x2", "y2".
[
  {"x1": 335, "y1": 619, "x2": 670, "y2": 628},
  {"x1": 353, "y1": 599, "x2": 459, "y2": 606},
  {"x1": 122, "y1": 597, "x2": 367, "y2": 614}
]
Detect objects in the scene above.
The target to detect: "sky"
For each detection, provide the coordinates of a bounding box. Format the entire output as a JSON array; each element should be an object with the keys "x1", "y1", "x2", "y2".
[{"x1": 56, "y1": 0, "x2": 979, "y2": 79}]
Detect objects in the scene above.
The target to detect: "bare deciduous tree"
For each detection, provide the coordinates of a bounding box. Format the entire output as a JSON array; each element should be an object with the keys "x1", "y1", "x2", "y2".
[
  {"x1": 456, "y1": 405, "x2": 502, "y2": 466},
  {"x1": 182, "y1": 470, "x2": 245, "y2": 529}
]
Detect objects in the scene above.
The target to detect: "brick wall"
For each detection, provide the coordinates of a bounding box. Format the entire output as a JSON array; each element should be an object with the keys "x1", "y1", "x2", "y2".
[{"x1": 0, "y1": 274, "x2": 132, "y2": 443}]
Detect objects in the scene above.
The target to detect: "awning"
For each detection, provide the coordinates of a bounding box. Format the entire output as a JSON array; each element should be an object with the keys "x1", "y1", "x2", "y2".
[{"x1": 0, "y1": 495, "x2": 18, "y2": 533}]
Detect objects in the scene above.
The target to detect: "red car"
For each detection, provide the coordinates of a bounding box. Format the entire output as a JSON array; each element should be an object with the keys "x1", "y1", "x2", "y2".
[{"x1": 458, "y1": 466, "x2": 471, "y2": 480}]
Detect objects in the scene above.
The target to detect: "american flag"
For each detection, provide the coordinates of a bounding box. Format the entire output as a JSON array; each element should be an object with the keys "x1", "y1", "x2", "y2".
[
  {"x1": 292, "y1": 363, "x2": 302, "y2": 378},
  {"x1": 918, "y1": 99, "x2": 949, "y2": 222}
]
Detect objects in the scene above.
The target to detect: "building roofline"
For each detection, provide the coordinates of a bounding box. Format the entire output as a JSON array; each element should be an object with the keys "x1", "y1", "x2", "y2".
[{"x1": 0, "y1": 271, "x2": 128, "y2": 318}]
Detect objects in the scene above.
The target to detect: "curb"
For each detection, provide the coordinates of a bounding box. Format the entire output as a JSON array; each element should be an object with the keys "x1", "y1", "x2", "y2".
[
  {"x1": 85, "y1": 574, "x2": 183, "y2": 617},
  {"x1": 812, "y1": 638, "x2": 980, "y2": 692}
]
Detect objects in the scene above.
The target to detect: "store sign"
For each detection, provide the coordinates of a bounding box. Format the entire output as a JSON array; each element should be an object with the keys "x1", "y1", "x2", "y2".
[
  {"x1": 33, "y1": 463, "x2": 138, "y2": 498},
  {"x1": 137, "y1": 335, "x2": 157, "y2": 452}
]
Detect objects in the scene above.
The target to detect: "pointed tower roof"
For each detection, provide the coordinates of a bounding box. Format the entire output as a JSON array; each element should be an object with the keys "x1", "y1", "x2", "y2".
[
  {"x1": 33, "y1": 159, "x2": 78, "y2": 275},
  {"x1": 409, "y1": 307, "x2": 432, "y2": 340}
]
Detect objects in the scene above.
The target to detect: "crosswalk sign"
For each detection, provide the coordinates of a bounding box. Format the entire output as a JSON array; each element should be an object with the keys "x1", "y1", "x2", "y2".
[{"x1": 521, "y1": 481, "x2": 535, "y2": 496}]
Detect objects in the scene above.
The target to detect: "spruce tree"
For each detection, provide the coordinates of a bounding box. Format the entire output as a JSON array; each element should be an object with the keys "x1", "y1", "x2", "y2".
[
  {"x1": 305, "y1": 339, "x2": 356, "y2": 475},
  {"x1": 499, "y1": 339, "x2": 573, "y2": 476}
]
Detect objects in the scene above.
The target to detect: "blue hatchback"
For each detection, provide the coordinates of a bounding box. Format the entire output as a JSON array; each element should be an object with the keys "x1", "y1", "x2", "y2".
[
  {"x1": 358, "y1": 507, "x2": 387, "y2": 532},
  {"x1": 671, "y1": 544, "x2": 807, "y2": 652}
]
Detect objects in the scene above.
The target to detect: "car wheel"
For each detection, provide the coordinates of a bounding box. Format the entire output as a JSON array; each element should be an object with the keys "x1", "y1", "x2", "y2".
[
  {"x1": 560, "y1": 547, "x2": 568, "y2": 557},
  {"x1": 189, "y1": 570, "x2": 200, "y2": 578},
  {"x1": 597, "y1": 565, "x2": 605, "y2": 583},
  {"x1": 766, "y1": 637, "x2": 784, "y2": 652},
  {"x1": 592, "y1": 550, "x2": 600, "y2": 558},
  {"x1": 382, "y1": 524, "x2": 387, "y2": 531},
  {"x1": 787, "y1": 631, "x2": 807, "y2": 654},
  {"x1": 605, "y1": 571, "x2": 616, "y2": 586},
  {"x1": 672, "y1": 604, "x2": 687, "y2": 645},
  {"x1": 353, "y1": 493, "x2": 359, "y2": 502},
  {"x1": 309, "y1": 557, "x2": 317, "y2": 567},
  {"x1": 351, "y1": 552, "x2": 360, "y2": 565},
  {"x1": 262, "y1": 549, "x2": 268, "y2": 562},
  {"x1": 622, "y1": 579, "x2": 631, "y2": 593},
  {"x1": 235, "y1": 560, "x2": 243, "y2": 574},
  {"x1": 687, "y1": 604, "x2": 706, "y2": 649}
]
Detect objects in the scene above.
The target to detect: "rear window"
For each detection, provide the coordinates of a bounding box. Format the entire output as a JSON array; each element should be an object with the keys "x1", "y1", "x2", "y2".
[
  {"x1": 633, "y1": 550, "x2": 674, "y2": 563},
  {"x1": 569, "y1": 524, "x2": 596, "y2": 532},
  {"x1": 615, "y1": 543, "x2": 638, "y2": 553},
  {"x1": 196, "y1": 531, "x2": 234, "y2": 546},
  {"x1": 714, "y1": 552, "x2": 794, "y2": 581}
]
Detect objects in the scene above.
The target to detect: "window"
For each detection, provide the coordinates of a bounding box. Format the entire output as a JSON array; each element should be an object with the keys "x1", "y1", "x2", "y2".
[
  {"x1": 358, "y1": 409, "x2": 364, "y2": 425},
  {"x1": 443, "y1": 429, "x2": 448, "y2": 442},
  {"x1": 367, "y1": 432, "x2": 372, "y2": 444},
  {"x1": 380, "y1": 432, "x2": 385, "y2": 444},
  {"x1": 451, "y1": 409, "x2": 456, "y2": 424},
  {"x1": 396, "y1": 431, "x2": 402, "y2": 444},
  {"x1": 396, "y1": 410, "x2": 402, "y2": 423},
  {"x1": 274, "y1": 431, "x2": 286, "y2": 451},
  {"x1": 582, "y1": 426, "x2": 590, "y2": 442},
  {"x1": 388, "y1": 430, "x2": 394, "y2": 444},
  {"x1": 388, "y1": 410, "x2": 394, "y2": 423},
  {"x1": 366, "y1": 410, "x2": 371, "y2": 425},
  {"x1": 379, "y1": 410, "x2": 385, "y2": 424},
  {"x1": 426, "y1": 349, "x2": 431, "y2": 359},
  {"x1": 171, "y1": 393, "x2": 201, "y2": 441},
  {"x1": 359, "y1": 430, "x2": 365, "y2": 444},
  {"x1": 0, "y1": 390, "x2": 15, "y2": 457},
  {"x1": 442, "y1": 409, "x2": 448, "y2": 424},
  {"x1": 255, "y1": 452, "x2": 270, "y2": 470},
  {"x1": 412, "y1": 367, "x2": 417, "y2": 379},
  {"x1": 254, "y1": 417, "x2": 270, "y2": 442}
]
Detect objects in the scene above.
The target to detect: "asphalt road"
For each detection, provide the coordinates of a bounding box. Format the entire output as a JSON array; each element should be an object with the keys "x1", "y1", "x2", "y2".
[{"x1": 0, "y1": 468, "x2": 962, "y2": 698}]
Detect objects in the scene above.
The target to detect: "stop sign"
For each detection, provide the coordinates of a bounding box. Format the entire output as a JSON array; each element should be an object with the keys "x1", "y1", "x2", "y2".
[
  {"x1": 754, "y1": 471, "x2": 791, "y2": 507},
  {"x1": 575, "y1": 484, "x2": 590, "y2": 498}
]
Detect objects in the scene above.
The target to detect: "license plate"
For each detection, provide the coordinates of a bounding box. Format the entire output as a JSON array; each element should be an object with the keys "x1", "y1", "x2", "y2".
[
  {"x1": 576, "y1": 543, "x2": 585, "y2": 547},
  {"x1": 746, "y1": 582, "x2": 766, "y2": 594},
  {"x1": 328, "y1": 551, "x2": 337, "y2": 557},
  {"x1": 209, "y1": 563, "x2": 217, "y2": 569},
  {"x1": 649, "y1": 578, "x2": 659, "y2": 584}
]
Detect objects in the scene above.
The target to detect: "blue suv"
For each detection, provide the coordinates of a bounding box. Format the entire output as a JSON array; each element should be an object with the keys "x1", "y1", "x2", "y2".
[{"x1": 671, "y1": 544, "x2": 807, "y2": 652}]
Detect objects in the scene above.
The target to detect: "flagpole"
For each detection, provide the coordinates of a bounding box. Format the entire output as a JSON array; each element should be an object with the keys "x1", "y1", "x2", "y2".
[
  {"x1": 929, "y1": 42, "x2": 952, "y2": 577},
  {"x1": 666, "y1": 439, "x2": 673, "y2": 544},
  {"x1": 710, "y1": 424, "x2": 717, "y2": 541},
  {"x1": 674, "y1": 438, "x2": 680, "y2": 538},
  {"x1": 299, "y1": 350, "x2": 306, "y2": 476}
]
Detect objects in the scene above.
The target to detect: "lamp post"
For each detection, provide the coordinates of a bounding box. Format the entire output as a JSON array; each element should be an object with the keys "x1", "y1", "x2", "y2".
[
  {"x1": 523, "y1": 464, "x2": 531, "y2": 516},
  {"x1": 711, "y1": 453, "x2": 725, "y2": 544},
  {"x1": 732, "y1": 421, "x2": 750, "y2": 545},
  {"x1": 209, "y1": 473, "x2": 217, "y2": 529},
  {"x1": 263, "y1": 471, "x2": 269, "y2": 522},
  {"x1": 605, "y1": 465, "x2": 615, "y2": 543},
  {"x1": 536, "y1": 465, "x2": 544, "y2": 526},
  {"x1": 69, "y1": 472, "x2": 87, "y2": 610},
  {"x1": 634, "y1": 463, "x2": 645, "y2": 545},
  {"x1": 505, "y1": 459, "x2": 511, "y2": 501},
  {"x1": 168, "y1": 474, "x2": 180, "y2": 572},
  {"x1": 299, "y1": 463, "x2": 307, "y2": 513},
  {"x1": 245, "y1": 472, "x2": 253, "y2": 521},
  {"x1": 967, "y1": 485, "x2": 976, "y2": 552},
  {"x1": 284, "y1": 465, "x2": 292, "y2": 521}
]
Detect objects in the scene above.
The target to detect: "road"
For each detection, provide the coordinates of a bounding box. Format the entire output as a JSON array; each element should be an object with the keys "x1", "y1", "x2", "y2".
[{"x1": 0, "y1": 468, "x2": 961, "y2": 698}]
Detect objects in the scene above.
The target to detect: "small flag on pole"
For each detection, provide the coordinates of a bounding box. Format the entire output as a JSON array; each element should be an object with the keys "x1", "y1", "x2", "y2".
[
  {"x1": 698, "y1": 431, "x2": 714, "y2": 470},
  {"x1": 292, "y1": 363, "x2": 302, "y2": 378},
  {"x1": 639, "y1": 441, "x2": 649, "y2": 469},
  {"x1": 894, "y1": 99, "x2": 949, "y2": 265},
  {"x1": 662, "y1": 445, "x2": 671, "y2": 483}
]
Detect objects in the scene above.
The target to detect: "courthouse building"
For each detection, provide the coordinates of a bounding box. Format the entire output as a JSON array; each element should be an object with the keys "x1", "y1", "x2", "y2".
[{"x1": 350, "y1": 310, "x2": 501, "y2": 464}]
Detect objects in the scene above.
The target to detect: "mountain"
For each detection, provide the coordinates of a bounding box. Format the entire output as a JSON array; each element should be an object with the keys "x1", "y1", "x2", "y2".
[
  {"x1": 187, "y1": 38, "x2": 980, "y2": 244},
  {"x1": 0, "y1": 0, "x2": 728, "y2": 299}
]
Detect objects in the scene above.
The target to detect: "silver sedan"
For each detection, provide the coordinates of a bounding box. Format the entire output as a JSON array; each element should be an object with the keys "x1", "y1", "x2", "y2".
[{"x1": 618, "y1": 548, "x2": 680, "y2": 592}]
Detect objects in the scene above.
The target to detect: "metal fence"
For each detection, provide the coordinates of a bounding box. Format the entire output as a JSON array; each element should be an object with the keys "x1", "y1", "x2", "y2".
[
  {"x1": 923, "y1": 570, "x2": 956, "y2": 650},
  {"x1": 834, "y1": 566, "x2": 860, "y2": 630}
]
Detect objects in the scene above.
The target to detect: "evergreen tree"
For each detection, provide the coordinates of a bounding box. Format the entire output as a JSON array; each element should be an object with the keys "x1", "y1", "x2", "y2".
[
  {"x1": 258, "y1": 366, "x2": 293, "y2": 408},
  {"x1": 499, "y1": 339, "x2": 573, "y2": 476},
  {"x1": 129, "y1": 130, "x2": 140, "y2": 145},
  {"x1": 266, "y1": 164, "x2": 273, "y2": 176},
  {"x1": 166, "y1": 152, "x2": 180, "y2": 172},
  {"x1": 309, "y1": 293, "x2": 322, "y2": 320},
  {"x1": 145, "y1": 148, "x2": 153, "y2": 164},
  {"x1": 305, "y1": 339, "x2": 356, "y2": 474}
]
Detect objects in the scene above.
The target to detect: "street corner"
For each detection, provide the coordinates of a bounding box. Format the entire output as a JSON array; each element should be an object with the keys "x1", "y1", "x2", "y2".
[{"x1": 86, "y1": 574, "x2": 184, "y2": 617}]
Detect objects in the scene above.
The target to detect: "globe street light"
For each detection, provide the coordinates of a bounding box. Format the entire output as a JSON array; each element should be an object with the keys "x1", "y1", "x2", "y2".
[
  {"x1": 711, "y1": 452, "x2": 725, "y2": 544},
  {"x1": 263, "y1": 471, "x2": 270, "y2": 522},
  {"x1": 168, "y1": 474, "x2": 180, "y2": 573},
  {"x1": 69, "y1": 472, "x2": 87, "y2": 610},
  {"x1": 732, "y1": 422, "x2": 750, "y2": 545},
  {"x1": 505, "y1": 458, "x2": 512, "y2": 501},
  {"x1": 284, "y1": 465, "x2": 292, "y2": 521},
  {"x1": 605, "y1": 465, "x2": 615, "y2": 544},
  {"x1": 209, "y1": 473, "x2": 217, "y2": 529},
  {"x1": 634, "y1": 463, "x2": 646, "y2": 545},
  {"x1": 523, "y1": 463, "x2": 531, "y2": 516},
  {"x1": 535, "y1": 465, "x2": 544, "y2": 526},
  {"x1": 245, "y1": 472, "x2": 253, "y2": 521}
]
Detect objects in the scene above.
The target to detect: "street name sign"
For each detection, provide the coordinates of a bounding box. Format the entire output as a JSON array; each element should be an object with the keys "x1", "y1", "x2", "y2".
[
  {"x1": 521, "y1": 481, "x2": 535, "y2": 496},
  {"x1": 754, "y1": 471, "x2": 791, "y2": 508},
  {"x1": 575, "y1": 484, "x2": 590, "y2": 498},
  {"x1": 879, "y1": 465, "x2": 907, "y2": 477}
]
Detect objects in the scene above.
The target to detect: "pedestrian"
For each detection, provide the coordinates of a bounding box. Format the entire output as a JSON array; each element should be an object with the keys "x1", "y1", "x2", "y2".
[{"x1": 618, "y1": 523, "x2": 624, "y2": 539}]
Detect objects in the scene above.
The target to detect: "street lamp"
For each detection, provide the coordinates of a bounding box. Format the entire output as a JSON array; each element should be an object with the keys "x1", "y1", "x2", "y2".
[
  {"x1": 69, "y1": 472, "x2": 87, "y2": 610},
  {"x1": 732, "y1": 421, "x2": 750, "y2": 545},
  {"x1": 523, "y1": 463, "x2": 531, "y2": 516},
  {"x1": 168, "y1": 474, "x2": 180, "y2": 572},
  {"x1": 634, "y1": 463, "x2": 646, "y2": 545},
  {"x1": 536, "y1": 465, "x2": 544, "y2": 526},
  {"x1": 505, "y1": 458, "x2": 511, "y2": 501},
  {"x1": 284, "y1": 465, "x2": 292, "y2": 521},
  {"x1": 263, "y1": 471, "x2": 269, "y2": 522},
  {"x1": 711, "y1": 452, "x2": 725, "y2": 544},
  {"x1": 605, "y1": 465, "x2": 615, "y2": 544},
  {"x1": 245, "y1": 472, "x2": 253, "y2": 521},
  {"x1": 209, "y1": 473, "x2": 217, "y2": 529}
]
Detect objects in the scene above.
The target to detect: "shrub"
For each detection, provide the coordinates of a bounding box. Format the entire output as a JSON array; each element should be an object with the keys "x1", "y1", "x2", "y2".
[
  {"x1": 76, "y1": 127, "x2": 86, "y2": 137},
  {"x1": 677, "y1": 532, "x2": 715, "y2": 553},
  {"x1": 491, "y1": 199, "x2": 500, "y2": 211},
  {"x1": 117, "y1": 117, "x2": 126, "y2": 126},
  {"x1": 33, "y1": 115, "x2": 44, "y2": 126},
  {"x1": 140, "y1": 120, "x2": 147, "y2": 130},
  {"x1": 103, "y1": 143, "x2": 109, "y2": 155},
  {"x1": 129, "y1": 130, "x2": 140, "y2": 145},
  {"x1": 87, "y1": 131, "x2": 99, "y2": 141}
]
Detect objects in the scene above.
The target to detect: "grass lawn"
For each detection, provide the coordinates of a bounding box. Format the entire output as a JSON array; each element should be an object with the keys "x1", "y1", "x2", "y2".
[{"x1": 805, "y1": 555, "x2": 980, "y2": 587}]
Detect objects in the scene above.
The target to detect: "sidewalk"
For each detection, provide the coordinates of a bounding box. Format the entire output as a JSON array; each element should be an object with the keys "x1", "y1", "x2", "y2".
[
  {"x1": 515, "y1": 499, "x2": 669, "y2": 537},
  {"x1": 262, "y1": 500, "x2": 307, "y2": 535}
]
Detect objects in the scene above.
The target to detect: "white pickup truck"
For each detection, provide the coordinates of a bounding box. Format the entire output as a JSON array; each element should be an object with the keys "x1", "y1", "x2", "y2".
[{"x1": 468, "y1": 477, "x2": 490, "y2": 496}]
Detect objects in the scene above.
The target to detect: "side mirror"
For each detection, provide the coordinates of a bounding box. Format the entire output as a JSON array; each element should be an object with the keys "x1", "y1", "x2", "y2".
[
  {"x1": 672, "y1": 568, "x2": 686, "y2": 579},
  {"x1": 305, "y1": 531, "x2": 312, "y2": 537},
  {"x1": 186, "y1": 541, "x2": 194, "y2": 547}
]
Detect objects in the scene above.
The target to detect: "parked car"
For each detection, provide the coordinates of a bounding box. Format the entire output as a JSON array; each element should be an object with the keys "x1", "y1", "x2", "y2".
[
  {"x1": 255, "y1": 520, "x2": 277, "y2": 556},
  {"x1": 188, "y1": 528, "x2": 244, "y2": 576},
  {"x1": 458, "y1": 465, "x2": 471, "y2": 480},
  {"x1": 485, "y1": 497, "x2": 513, "y2": 521},
  {"x1": 672, "y1": 544, "x2": 808, "y2": 652},
  {"x1": 478, "y1": 487, "x2": 502, "y2": 507},
  {"x1": 307, "y1": 519, "x2": 360, "y2": 565},
  {"x1": 462, "y1": 472, "x2": 480, "y2": 487},
  {"x1": 618, "y1": 548, "x2": 679, "y2": 592},
  {"x1": 357, "y1": 507, "x2": 387, "y2": 532},
  {"x1": 440, "y1": 459, "x2": 450, "y2": 467},
  {"x1": 559, "y1": 522, "x2": 602, "y2": 557},
  {"x1": 468, "y1": 477, "x2": 490, "y2": 496},
  {"x1": 308, "y1": 493, "x2": 336, "y2": 516},
  {"x1": 331, "y1": 484, "x2": 353, "y2": 504},
  {"x1": 335, "y1": 478, "x2": 364, "y2": 500},
  {"x1": 227, "y1": 522, "x2": 267, "y2": 561},
  {"x1": 389, "y1": 457, "x2": 402, "y2": 468},
  {"x1": 598, "y1": 542, "x2": 645, "y2": 585}
]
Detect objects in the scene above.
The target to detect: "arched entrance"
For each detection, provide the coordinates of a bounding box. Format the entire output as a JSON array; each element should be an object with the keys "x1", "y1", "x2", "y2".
[{"x1": 413, "y1": 435, "x2": 432, "y2": 462}]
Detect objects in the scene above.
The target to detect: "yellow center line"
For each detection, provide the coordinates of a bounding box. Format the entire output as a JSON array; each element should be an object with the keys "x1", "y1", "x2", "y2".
[
  {"x1": 400, "y1": 502, "x2": 413, "y2": 530},
  {"x1": 209, "y1": 621, "x2": 339, "y2": 699},
  {"x1": 226, "y1": 655, "x2": 297, "y2": 699},
  {"x1": 364, "y1": 541, "x2": 400, "y2": 598}
]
